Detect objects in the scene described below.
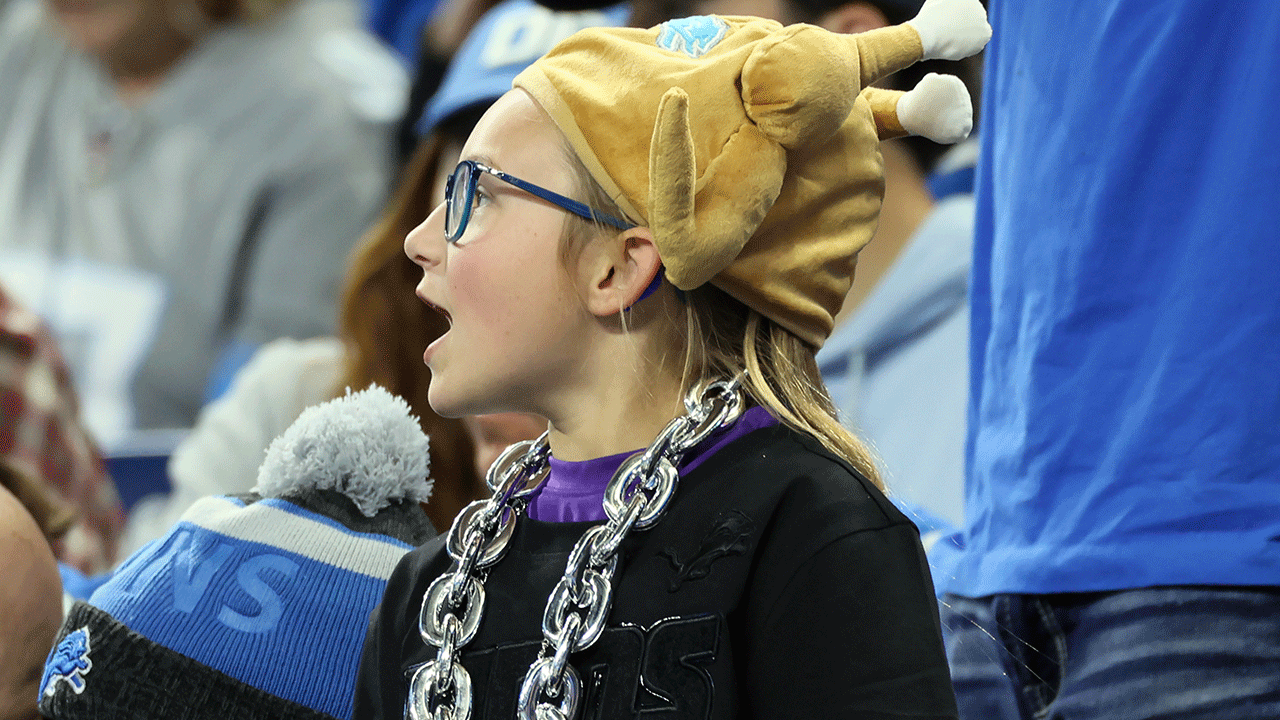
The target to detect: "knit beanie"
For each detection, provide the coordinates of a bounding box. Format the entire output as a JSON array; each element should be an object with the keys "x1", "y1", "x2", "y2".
[
  {"x1": 38, "y1": 386, "x2": 436, "y2": 720},
  {"x1": 513, "y1": 0, "x2": 989, "y2": 346}
]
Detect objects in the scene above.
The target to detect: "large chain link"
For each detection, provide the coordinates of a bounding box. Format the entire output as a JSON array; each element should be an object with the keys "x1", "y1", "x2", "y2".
[
  {"x1": 407, "y1": 435, "x2": 550, "y2": 720},
  {"x1": 408, "y1": 378, "x2": 744, "y2": 720}
]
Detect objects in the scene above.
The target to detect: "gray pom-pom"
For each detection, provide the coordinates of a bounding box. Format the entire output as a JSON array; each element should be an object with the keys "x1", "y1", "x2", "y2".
[{"x1": 254, "y1": 385, "x2": 432, "y2": 517}]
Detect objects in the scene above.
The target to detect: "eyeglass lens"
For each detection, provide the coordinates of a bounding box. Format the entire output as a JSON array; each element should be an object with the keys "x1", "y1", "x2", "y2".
[{"x1": 445, "y1": 162, "x2": 474, "y2": 242}]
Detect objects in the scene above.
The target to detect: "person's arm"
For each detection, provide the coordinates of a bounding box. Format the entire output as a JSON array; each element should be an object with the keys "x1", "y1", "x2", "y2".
[{"x1": 745, "y1": 521, "x2": 958, "y2": 719}]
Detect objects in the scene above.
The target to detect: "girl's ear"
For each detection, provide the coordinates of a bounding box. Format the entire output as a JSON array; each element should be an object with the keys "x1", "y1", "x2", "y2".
[{"x1": 581, "y1": 226, "x2": 662, "y2": 317}]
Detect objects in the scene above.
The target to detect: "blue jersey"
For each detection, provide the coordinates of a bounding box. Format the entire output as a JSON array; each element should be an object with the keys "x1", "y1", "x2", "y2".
[{"x1": 936, "y1": 0, "x2": 1280, "y2": 595}]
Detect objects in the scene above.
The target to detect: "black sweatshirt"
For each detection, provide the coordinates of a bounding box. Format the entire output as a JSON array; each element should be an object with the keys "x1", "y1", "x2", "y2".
[{"x1": 354, "y1": 424, "x2": 958, "y2": 719}]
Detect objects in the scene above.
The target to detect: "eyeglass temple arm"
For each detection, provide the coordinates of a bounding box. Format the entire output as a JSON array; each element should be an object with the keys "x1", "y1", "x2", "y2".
[{"x1": 491, "y1": 170, "x2": 634, "y2": 231}]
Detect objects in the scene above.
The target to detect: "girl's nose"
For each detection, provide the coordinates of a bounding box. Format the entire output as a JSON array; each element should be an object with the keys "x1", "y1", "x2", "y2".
[{"x1": 405, "y1": 203, "x2": 447, "y2": 269}]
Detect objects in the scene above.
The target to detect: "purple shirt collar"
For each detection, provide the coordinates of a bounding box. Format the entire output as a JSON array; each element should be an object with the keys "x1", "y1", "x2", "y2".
[{"x1": 526, "y1": 405, "x2": 778, "y2": 523}]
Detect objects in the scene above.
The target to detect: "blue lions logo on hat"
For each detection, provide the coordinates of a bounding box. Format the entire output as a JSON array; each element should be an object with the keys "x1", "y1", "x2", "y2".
[
  {"x1": 40, "y1": 627, "x2": 93, "y2": 697},
  {"x1": 657, "y1": 16, "x2": 728, "y2": 58}
]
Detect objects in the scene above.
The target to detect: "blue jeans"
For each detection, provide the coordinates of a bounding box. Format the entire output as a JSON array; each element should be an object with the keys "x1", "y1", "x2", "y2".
[{"x1": 940, "y1": 588, "x2": 1280, "y2": 720}]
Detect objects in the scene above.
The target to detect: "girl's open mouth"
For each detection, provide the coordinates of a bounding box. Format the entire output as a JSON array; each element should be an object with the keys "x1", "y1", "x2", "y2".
[{"x1": 417, "y1": 294, "x2": 452, "y2": 326}]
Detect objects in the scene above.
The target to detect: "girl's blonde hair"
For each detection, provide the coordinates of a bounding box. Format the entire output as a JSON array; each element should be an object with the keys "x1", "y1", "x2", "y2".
[{"x1": 559, "y1": 142, "x2": 883, "y2": 489}]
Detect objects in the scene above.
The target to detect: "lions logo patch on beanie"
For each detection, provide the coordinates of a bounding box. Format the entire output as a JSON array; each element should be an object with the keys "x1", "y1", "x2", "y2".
[{"x1": 39, "y1": 627, "x2": 93, "y2": 697}]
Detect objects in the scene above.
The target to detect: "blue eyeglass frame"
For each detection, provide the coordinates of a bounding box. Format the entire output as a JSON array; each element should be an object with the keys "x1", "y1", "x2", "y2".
[{"x1": 444, "y1": 160, "x2": 634, "y2": 243}]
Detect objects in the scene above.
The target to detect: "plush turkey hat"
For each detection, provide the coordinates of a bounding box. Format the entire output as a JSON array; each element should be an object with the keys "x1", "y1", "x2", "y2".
[{"x1": 514, "y1": 15, "x2": 924, "y2": 347}]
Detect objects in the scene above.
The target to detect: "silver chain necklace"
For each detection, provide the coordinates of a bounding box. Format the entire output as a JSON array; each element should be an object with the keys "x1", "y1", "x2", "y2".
[{"x1": 408, "y1": 377, "x2": 745, "y2": 720}]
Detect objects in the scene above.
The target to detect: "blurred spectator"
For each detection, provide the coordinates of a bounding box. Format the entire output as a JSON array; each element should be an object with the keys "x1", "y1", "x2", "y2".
[
  {"x1": 0, "y1": 460, "x2": 77, "y2": 543},
  {"x1": 119, "y1": 0, "x2": 625, "y2": 556},
  {"x1": 0, "y1": 0, "x2": 405, "y2": 446},
  {"x1": 365, "y1": 0, "x2": 445, "y2": 63},
  {"x1": 389, "y1": 0, "x2": 502, "y2": 163},
  {"x1": 1, "y1": 284, "x2": 125, "y2": 572},
  {"x1": 678, "y1": 0, "x2": 979, "y2": 532},
  {"x1": 0, "y1": 474, "x2": 64, "y2": 720},
  {"x1": 935, "y1": 1, "x2": 1280, "y2": 718}
]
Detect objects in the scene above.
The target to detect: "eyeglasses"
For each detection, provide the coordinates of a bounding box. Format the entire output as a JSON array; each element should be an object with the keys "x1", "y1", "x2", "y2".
[{"x1": 444, "y1": 160, "x2": 634, "y2": 243}]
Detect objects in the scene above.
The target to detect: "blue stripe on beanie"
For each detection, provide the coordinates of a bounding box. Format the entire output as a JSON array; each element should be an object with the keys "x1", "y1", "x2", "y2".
[{"x1": 89, "y1": 496, "x2": 414, "y2": 719}]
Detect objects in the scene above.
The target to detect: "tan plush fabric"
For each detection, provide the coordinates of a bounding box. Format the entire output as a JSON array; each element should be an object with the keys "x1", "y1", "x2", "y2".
[{"x1": 514, "y1": 16, "x2": 924, "y2": 347}]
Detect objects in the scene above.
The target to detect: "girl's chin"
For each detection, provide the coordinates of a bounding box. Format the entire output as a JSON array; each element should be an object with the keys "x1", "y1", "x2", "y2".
[
  {"x1": 425, "y1": 386, "x2": 463, "y2": 420},
  {"x1": 426, "y1": 381, "x2": 483, "y2": 421}
]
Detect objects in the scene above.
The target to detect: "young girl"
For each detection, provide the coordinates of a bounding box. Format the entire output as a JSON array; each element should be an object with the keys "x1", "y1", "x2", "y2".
[{"x1": 357, "y1": 1, "x2": 989, "y2": 718}]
